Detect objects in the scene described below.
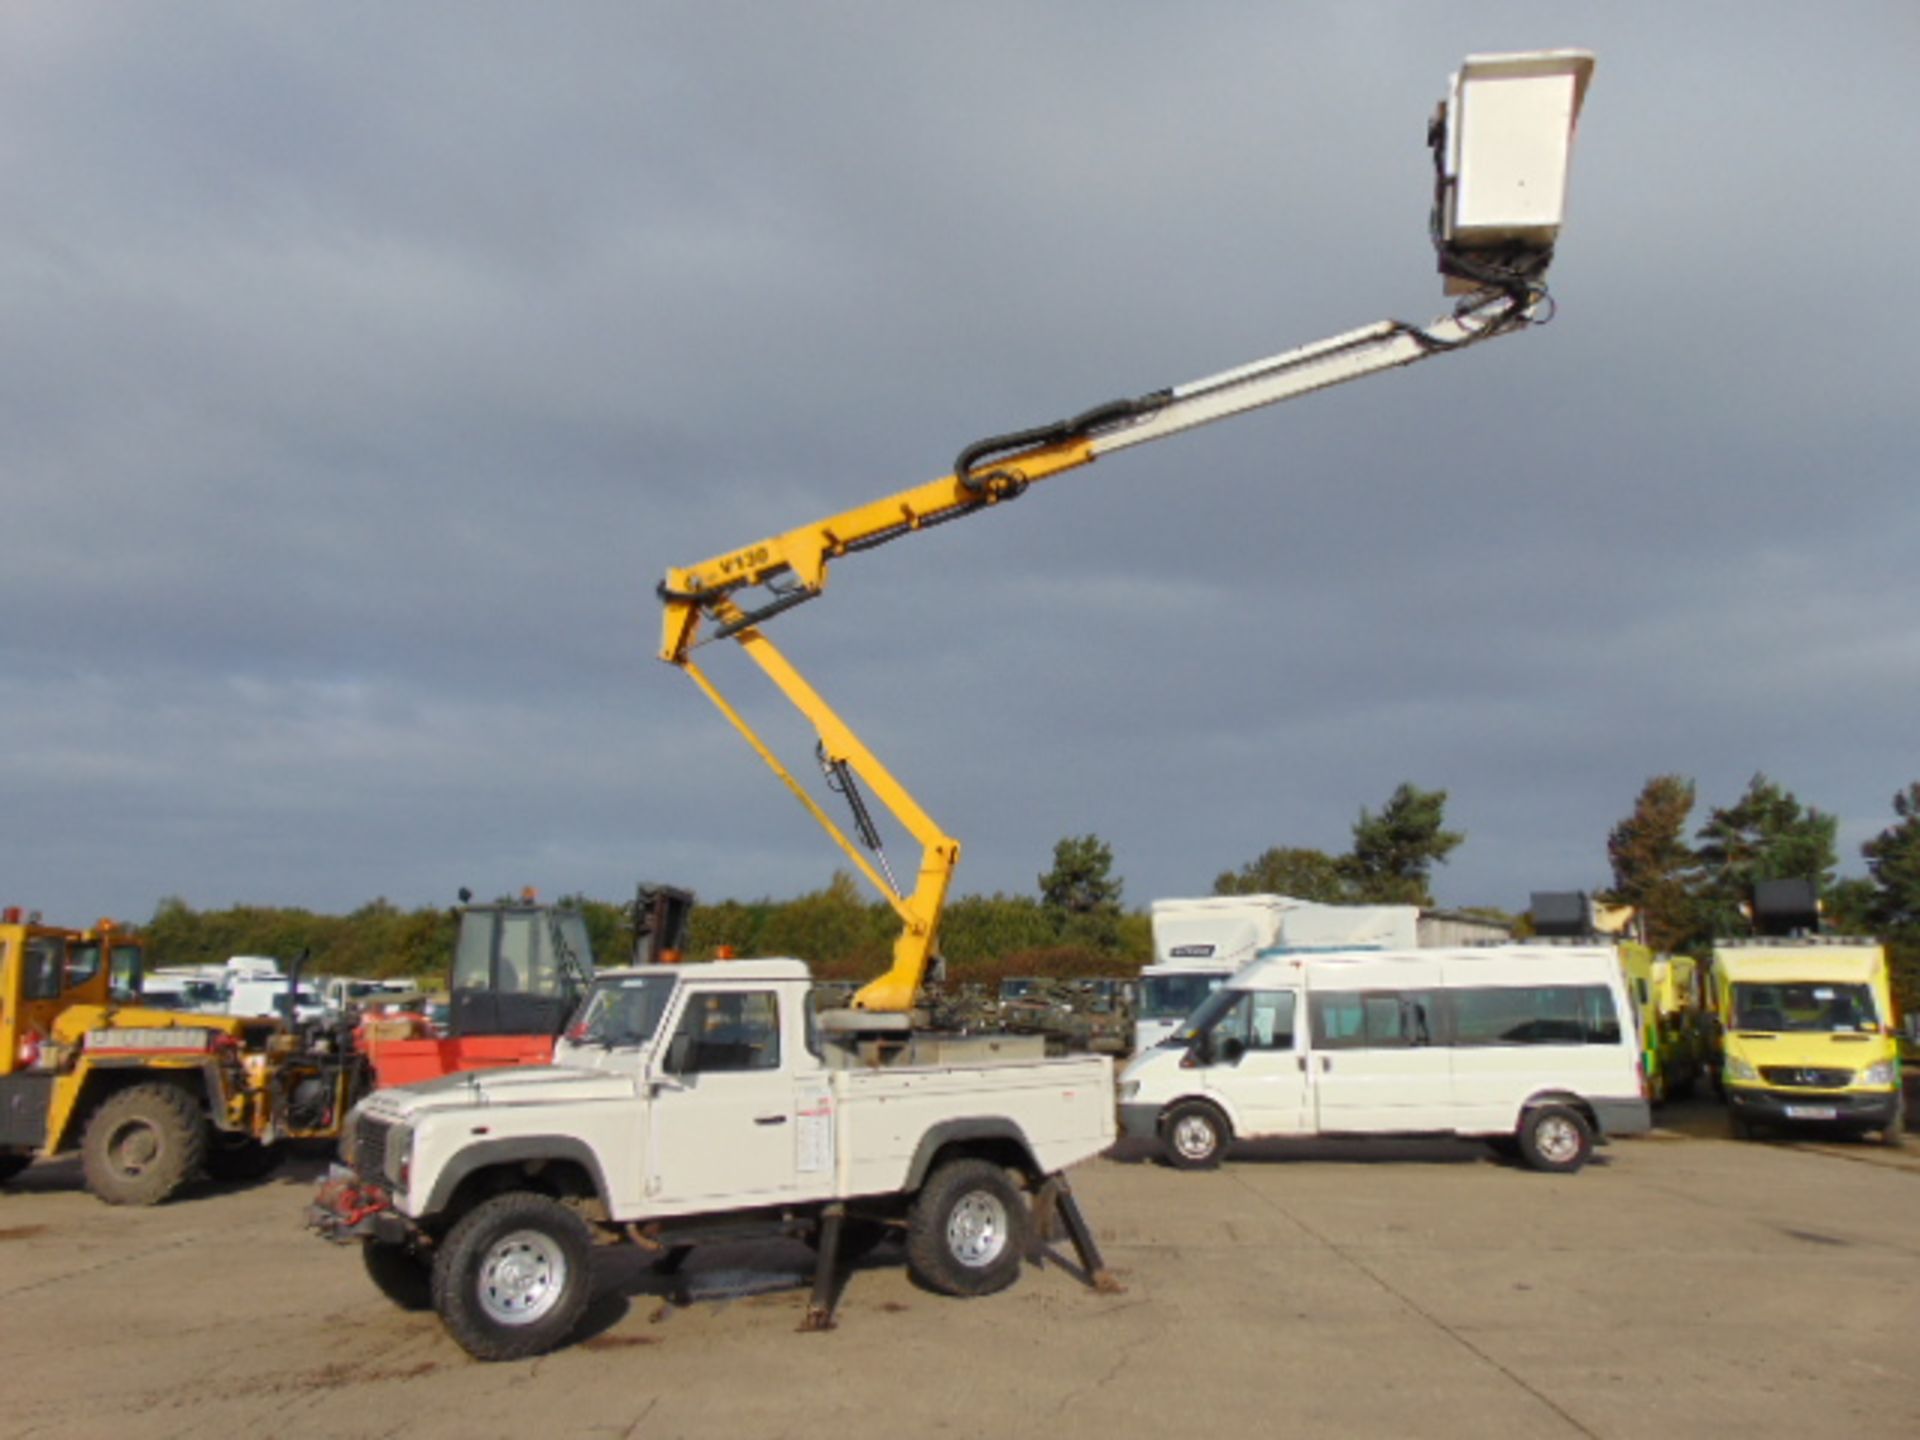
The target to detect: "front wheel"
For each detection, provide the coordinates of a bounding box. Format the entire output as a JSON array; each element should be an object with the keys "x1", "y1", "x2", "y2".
[
  {"x1": 1517, "y1": 1104, "x2": 1593, "y2": 1174},
  {"x1": 81, "y1": 1083, "x2": 209, "y2": 1205},
  {"x1": 431, "y1": 1192, "x2": 594, "y2": 1361},
  {"x1": 905, "y1": 1159, "x2": 1029, "y2": 1298},
  {"x1": 1161, "y1": 1101, "x2": 1229, "y2": 1171}
]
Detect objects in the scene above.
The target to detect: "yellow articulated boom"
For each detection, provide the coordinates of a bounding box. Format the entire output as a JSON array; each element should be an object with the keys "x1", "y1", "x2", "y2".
[{"x1": 660, "y1": 50, "x2": 1596, "y2": 1017}]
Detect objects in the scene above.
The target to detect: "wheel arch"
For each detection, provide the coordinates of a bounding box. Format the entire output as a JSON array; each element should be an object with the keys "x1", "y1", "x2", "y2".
[
  {"x1": 1517, "y1": 1089, "x2": 1599, "y2": 1134},
  {"x1": 51, "y1": 1061, "x2": 222, "y2": 1154},
  {"x1": 424, "y1": 1136, "x2": 612, "y2": 1220},
  {"x1": 903, "y1": 1118, "x2": 1041, "y2": 1193},
  {"x1": 1156, "y1": 1091, "x2": 1238, "y2": 1142}
]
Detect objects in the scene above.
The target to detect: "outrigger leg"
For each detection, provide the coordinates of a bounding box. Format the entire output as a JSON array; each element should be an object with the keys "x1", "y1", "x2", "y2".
[{"x1": 1033, "y1": 1172, "x2": 1124, "y2": 1295}]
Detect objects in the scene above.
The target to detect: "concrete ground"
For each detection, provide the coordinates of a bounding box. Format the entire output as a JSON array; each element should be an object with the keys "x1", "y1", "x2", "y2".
[{"x1": 3, "y1": 1096, "x2": 1916, "y2": 1440}]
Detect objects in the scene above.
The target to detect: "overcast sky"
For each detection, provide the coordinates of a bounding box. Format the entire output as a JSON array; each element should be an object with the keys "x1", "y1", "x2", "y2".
[{"x1": 6, "y1": 3, "x2": 1917, "y2": 933}]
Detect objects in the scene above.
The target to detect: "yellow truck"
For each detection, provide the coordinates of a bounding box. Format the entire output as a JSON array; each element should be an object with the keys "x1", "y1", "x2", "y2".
[
  {"x1": 1712, "y1": 939, "x2": 1902, "y2": 1144},
  {"x1": 1, "y1": 908, "x2": 368, "y2": 1202}
]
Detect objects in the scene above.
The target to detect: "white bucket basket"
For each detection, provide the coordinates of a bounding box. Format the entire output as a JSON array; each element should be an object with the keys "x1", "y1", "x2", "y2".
[{"x1": 1435, "y1": 49, "x2": 1595, "y2": 257}]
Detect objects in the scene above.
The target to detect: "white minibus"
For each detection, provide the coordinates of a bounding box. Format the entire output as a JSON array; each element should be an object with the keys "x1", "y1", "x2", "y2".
[{"x1": 1118, "y1": 944, "x2": 1650, "y2": 1173}]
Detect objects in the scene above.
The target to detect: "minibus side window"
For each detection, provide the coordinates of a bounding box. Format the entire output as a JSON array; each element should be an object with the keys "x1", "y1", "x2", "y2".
[
  {"x1": 1311, "y1": 990, "x2": 1435, "y2": 1050},
  {"x1": 1449, "y1": 985, "x2": 1621, "y2": 1046}
]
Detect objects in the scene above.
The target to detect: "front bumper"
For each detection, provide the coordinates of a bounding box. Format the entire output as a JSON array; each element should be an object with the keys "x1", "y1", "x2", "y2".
[
  {"x1": 1726, "y1": 1086, "x2": 1900, "y2": 1130},
  {"x1": 1118, "y1": 1102, "x2": 1162, "y2": 1142},
  {"x1": 305, "y1": 1165, "x2": 414, "y2": 1245}
]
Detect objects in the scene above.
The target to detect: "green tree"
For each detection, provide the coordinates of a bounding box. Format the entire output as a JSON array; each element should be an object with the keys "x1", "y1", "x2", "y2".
[
  {"x1": 1863, "y1": 782, "x2": 1920, "y2": 934},
  {"x1": 1862, "y1": 782, "x2": 1920, "y2": 1013},
  {"x1": 1604, "y1": 774, "x2": 1706, "y2": 954},
  {"x1": 1038, "y1": 834, "x2": 1124, "y2": 951},
  {"x1": 1696, "y1": 773, "x2": 1838, "y2": 935},
  {"x1": 1212, "y1": 846, "x2": 1350, "y2": 901},
  {"x1": 1341, "y1": 782, "x2": 1463, "y2": 905}
]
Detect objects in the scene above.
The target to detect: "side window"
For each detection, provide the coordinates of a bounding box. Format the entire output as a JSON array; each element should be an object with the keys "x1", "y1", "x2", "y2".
[
  {"x1": 452, "y1": 916, "x2": 493, "y2": 991},
  {"x1": 1248, "y1": 991, "x2": 1296, "y2": 1050},
  {"x1": 671, "y1": 991, "x2": 781, "y2": 1073},
  {"x1": 109, "y1": 945, "x2": 143, "y2": 1001},
  {"x1": 65, "y1": 943, "x2": 104, "y2": 991},
  {"x1": 1450, "y1": 986, "x2": 1622, "y2": 1046},
  {"x1": 24, "y1": 938, "x2": 64, "y2": 1000},
  {"x1": 1311, "y1": 991, "x2": 1433, "y2": 1049}
]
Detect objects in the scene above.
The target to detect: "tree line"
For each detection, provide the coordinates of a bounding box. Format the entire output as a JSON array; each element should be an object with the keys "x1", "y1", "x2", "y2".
[{"x1": 136, "y1": 774, "x2": 1920, "y2": 1007}]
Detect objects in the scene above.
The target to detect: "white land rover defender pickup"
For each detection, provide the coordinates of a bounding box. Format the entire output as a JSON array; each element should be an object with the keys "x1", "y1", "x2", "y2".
[{"x1": 309, "y1": 959, "x2": 1118, "y2": 1360}]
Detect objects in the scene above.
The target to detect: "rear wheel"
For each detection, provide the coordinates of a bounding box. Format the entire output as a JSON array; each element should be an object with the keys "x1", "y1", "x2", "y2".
[
  {"x1": 905, "y1": 1159, "x2": 1028, "y2": 1298},
  {"x1": 1161, "y1": 1101, "x2": 1229, "y2": 1171},
  {"x1": 81, "y1": 1083, "x2": 209, "y2": 1205},
  {"x1": 1517, "y1": 1105, "x2": 1592, "y2": 1174},
  {"x1": 432, "y1": 1192, "x2": 594, "y2": 1361}
]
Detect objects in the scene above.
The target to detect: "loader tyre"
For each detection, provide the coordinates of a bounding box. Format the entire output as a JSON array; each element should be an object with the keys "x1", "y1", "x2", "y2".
[
  {"x1": 81, "y1": 1083, "x2": 208, "y2": 1205},
  {"x1": 432, "y1": 1191, "x2": 593, "y2": 1361},
  {"x1": 0, "y1": 1151, "x2": 32, "y2": 1186},
  {"x1": 905, "y1": 1158, "x2": 1028, "y2": 1298},
  {"x1": 362, "y1": 1239, "x2": 434, "y2": 1311}
]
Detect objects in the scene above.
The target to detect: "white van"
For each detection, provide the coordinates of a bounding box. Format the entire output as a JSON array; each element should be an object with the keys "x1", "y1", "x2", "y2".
[{"x1": 1118, "y1": 944, "x2": 1650, "y2": 1173}]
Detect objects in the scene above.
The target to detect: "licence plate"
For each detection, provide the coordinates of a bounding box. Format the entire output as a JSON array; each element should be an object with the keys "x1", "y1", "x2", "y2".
[{"x1": 1784, "y1": 1105, "x2": 1838, "y2": 1120}]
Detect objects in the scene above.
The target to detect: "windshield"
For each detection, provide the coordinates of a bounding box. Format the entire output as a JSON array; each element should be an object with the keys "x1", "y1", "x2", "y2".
[
  {"x1": 1139, "y1": 973, "x2": 1226, "y2": 1022},
  {"x1": 1731, "y1": 982, "x2": 1879, "y2": 1034},
  {"x1": 569, "y1": 974, "x2": 678, "y2": 1048}
]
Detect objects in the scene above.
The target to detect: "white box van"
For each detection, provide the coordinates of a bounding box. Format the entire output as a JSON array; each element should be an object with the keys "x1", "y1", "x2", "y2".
[
  {"x1": 1137, "y1": 897, "x2": 1420, "y2": 1051},
  {"x1": 1118, "y1": 944, "x2": 1650, "y2": 1173}
]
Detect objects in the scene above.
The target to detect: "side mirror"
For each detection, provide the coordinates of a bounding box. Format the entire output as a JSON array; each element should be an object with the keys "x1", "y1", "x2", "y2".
[
  {"x1": 1218, "y1": 1036, "x2": 1247, "y2": 1066},
  {"x1": 663, "y1": 1032, "x2": 694, "y2": 1076}
]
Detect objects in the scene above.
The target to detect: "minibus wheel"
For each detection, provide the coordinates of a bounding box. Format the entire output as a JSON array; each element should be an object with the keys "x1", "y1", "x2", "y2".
[
  {"x1": 1518, "y1": 1105, "x2": 1592, "y2": 1174},
  {"x1": 1161, "y1": 1102, "x2": 1228, "y2": 1170}
]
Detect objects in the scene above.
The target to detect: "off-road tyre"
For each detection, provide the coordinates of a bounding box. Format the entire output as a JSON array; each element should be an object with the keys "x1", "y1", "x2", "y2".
[
  {"x1": 904, "y1": 1159, "x2": 1028, "y2": 1298},
  {"x1": 206, "y1": 1136, "x2": 284, "y2": 1184},
  {"x1": 81, "y1": 1083, "x2": 209, "y2": 1205},
  {"x1": 0, "y1": 1150, "x2": 32, "y2": 1186},
  {"x1": 1517, "y1": 1104, "x2": 1593, "y2": 1174},
  {"x1": 431, "y1": 1191, "x2": 594, "y2": 1361},
  {"x1": 1161, "y1": 1100, "x2": 1229, "y2": 1171},
  {"x1": 362, "y1": 1239, "x2": 434, "y2": 1311}
]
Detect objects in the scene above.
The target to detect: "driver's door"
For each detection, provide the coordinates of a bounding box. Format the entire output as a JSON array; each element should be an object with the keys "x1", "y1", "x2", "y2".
[
  {"x1": 1204, "y1": 988, "x2": 1309, "y2": 1139},
  {"x1": 645, "y1": 986, "x2": 801, "y2": 1210}
]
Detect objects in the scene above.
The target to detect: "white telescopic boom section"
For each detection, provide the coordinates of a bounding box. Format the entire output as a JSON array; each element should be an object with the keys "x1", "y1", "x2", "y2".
[{"x1": 1088, "y1": 296, "x2": 1518, "y2": 458}]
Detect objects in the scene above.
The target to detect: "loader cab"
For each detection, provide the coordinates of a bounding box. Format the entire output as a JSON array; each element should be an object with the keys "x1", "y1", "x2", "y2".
[
  {"x1": 2, "y1": 912, "x2": 144, "y2": 1078},
  {"x1": 448, "y1": 898, "x2": 594, "y2": 1040}
]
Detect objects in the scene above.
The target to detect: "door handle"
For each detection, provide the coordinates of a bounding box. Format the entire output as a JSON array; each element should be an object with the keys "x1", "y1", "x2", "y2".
[
  {"x1": 1319, "y1": 1056, "x2": 1331, "y2": 1072},
  {"x1": 755, "y1": 1114, "x2": 789, "y2": 1126}
]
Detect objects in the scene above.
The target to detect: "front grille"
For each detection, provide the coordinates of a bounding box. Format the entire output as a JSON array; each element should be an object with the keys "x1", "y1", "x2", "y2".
[
  {"x1": 353, "y1": 1117, "x2": 392, "y2": 1178},
  {"x1": 1761, "y1": 1066, "x2": 1852, "y2": 1089}
]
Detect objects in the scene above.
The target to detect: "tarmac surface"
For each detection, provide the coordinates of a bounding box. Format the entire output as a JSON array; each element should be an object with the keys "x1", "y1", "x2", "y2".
[{"x1": 3, "y1": 1094, "x2": 1916, "y2": 1440}]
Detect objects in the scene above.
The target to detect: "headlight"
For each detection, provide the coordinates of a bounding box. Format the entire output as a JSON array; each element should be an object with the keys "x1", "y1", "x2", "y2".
[
  {"x1": 1859, "y1": 1061, "x2": 1896, "y2": 1087},
  {"x1": 1724, "y1": 1055, "x2": 1758, "y2": 1082},
  {"x1": 384, "y1": 1123, "x2": 414, "y2": 1189},
  {"x1": 1118, "y1": 1081, "x2": 1139, "y2": 1102}
]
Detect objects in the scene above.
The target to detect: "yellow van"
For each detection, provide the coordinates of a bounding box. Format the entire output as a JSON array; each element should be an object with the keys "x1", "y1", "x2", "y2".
[{"x1": 1712, "y1": 940, "x2": 1902, "y2": 1143}]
